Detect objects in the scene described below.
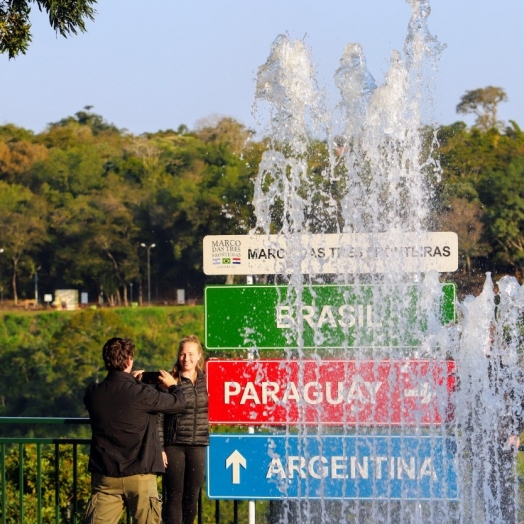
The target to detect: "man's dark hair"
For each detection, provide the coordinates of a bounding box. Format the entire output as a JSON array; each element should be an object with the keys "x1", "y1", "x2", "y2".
[{"x1": 102, "y1": 338, "x2": 135, "y2": 371}]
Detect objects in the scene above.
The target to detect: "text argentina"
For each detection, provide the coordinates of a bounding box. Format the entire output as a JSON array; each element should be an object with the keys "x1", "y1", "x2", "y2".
[{"x1": 266, "y1": 455, "x2": 438, "y2": 480}]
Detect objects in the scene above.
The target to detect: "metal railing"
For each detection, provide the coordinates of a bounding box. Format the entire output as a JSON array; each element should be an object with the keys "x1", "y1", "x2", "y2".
[
  {"x1": 0, "y1": 418, "x2": 91, "y2": 524},
  {"x1": 0, "y1": 438, "x2": 90, "y2": 524},
  {"x1": 0, "y1": 418, "x2": 244, "y2": 524}
]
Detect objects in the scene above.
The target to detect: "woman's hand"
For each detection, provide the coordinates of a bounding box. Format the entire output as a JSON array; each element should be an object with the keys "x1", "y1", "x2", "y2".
[
  {"x1": 158, "y1": 369, "x2": 177, "y2": 388},
  {"x1": 162, "y1": 451, "x2": 168, "y2": 468}
]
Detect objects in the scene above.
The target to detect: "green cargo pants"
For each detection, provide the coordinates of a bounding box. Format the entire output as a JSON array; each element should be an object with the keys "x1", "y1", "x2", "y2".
[{"x1": 84, "y1": 473, "x2": 161, "y2": 524}]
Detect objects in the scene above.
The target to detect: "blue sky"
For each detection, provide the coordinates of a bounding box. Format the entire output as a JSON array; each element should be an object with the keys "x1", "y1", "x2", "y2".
[{"x1": 1, "y1": 0, "x2": 522, "y2": 135}]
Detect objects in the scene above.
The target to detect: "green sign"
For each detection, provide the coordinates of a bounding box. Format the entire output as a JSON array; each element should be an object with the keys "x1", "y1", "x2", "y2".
[{"x1": 205, "y1": 284, "x2": 455, "y2": 350}]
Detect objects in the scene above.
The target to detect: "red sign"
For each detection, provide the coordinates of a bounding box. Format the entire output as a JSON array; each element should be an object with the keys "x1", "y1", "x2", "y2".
[{"x1": 206, "y1": 359, "x2": 455, "y2": 426}]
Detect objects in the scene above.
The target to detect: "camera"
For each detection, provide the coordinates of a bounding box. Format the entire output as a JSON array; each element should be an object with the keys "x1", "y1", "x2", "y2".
[{"x1": 141, "y1": 371, "x2": 161, "y2": 384}]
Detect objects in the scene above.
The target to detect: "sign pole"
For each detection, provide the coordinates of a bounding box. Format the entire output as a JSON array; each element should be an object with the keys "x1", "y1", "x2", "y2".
[{"x1": 246, "y1": 274, "x2": 256, "y2": 524}]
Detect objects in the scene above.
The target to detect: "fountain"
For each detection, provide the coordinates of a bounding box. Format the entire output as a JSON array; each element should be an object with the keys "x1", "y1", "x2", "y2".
[
  {"x1": 240, "y1": 0, "x2": 524, "y2": 523},
  {"x1": 202, "y1": 0, "x2": 524, "y2": 522}
]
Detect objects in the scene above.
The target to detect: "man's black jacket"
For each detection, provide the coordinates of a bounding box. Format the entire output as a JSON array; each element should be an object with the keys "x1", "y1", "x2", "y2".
[{"x1": 84, "y1": 370, "x2": 186, "y2": 477}]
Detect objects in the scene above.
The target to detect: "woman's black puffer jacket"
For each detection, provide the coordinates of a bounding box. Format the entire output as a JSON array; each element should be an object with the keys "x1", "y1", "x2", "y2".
[{"x1": 160, "y1": 370, "x2": 209, "y2": 447}]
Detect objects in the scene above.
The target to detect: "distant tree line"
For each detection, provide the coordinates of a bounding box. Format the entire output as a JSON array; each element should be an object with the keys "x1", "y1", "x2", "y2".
[
  {"x1": 0, "y1": 111, "x2": 261, "y2": 305},
  {"x1": 0, "y1": 87, "x2": 523, "y2": 304}
]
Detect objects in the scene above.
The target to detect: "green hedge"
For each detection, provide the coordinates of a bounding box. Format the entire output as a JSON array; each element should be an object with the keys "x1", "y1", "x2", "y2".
[{"x1": 0, "y1": 306, "x2": 204, "y2": 419}]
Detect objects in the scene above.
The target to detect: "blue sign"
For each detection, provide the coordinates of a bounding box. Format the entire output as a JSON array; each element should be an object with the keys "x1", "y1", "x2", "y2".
[{"x1": 207, "y1": 434, "x2": 457, "y2": 500}]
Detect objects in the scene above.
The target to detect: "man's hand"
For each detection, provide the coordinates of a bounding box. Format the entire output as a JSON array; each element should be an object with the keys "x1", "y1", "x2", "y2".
[
  {"x1": 132, "y1": 369, "x2": 145, "y2": 379},
  {"x1": 158, "y1": 370, "x2": 177, "y2": 388},
  {"x1": 504, "y1": 435, "x2": 520, "y2": 452}
]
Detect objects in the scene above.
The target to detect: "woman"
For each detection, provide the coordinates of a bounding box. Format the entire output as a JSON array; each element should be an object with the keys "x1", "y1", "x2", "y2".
[{"x1": 158, "y1": 334, "x2": 209, "y2": 524}]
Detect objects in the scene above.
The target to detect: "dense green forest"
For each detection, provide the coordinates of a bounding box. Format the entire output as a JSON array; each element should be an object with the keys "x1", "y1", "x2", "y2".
[{"x1": 1, "y1": 92, "x2": 524, "y2": 306}]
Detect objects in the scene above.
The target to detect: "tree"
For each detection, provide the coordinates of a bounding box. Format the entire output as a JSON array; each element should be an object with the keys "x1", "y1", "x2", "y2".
[
  {"x1": 45, "y1": 309, "x2": 128, "y2": 415},
  {"x1": 434, "y1": 119, "x2": 524, "y2": 276},
  {"x1": 0, "y1": 181, "x2": 47, "y2": 303},
  {"x1": 194, "y1": 115, "x2": 254, "y2": 156},
  {"x1": 456, "y1": 86, "x2": 508, "y2": 131},
  {"x1": 0, "y1": 0, "x2": 96, "y2": 59},
  {"x1": 478, "y1": 157, "x2": 524, "y2": 277},
  {"x1": 51, "y1": 106, "x2": 120, "y2": 136},
  {"x1": 48, "y1": 184, "x2": 141, "y2": 306},
  {"x1": 0, "y1": 134, "x2": 48, "y2": 186},
  {"x1": 437, "y1": 197, "x2": 489, "y2": 274}
]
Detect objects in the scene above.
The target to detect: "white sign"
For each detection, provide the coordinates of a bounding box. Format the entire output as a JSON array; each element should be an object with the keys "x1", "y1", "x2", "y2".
[
  {"x1": 54, "y1": 289, "x2": 79, "y2": 310},
  {"x1": 203, "y1": 232, "x2": 458, "y2": 275}
]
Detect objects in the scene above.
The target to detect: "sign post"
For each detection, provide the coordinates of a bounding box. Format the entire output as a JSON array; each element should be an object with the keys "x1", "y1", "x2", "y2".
[{"x1": 203, "y1": 231, "x2": 459, "y2": 505}]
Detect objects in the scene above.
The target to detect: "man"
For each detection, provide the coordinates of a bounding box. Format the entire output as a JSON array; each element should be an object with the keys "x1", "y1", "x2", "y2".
[{"x1": 84, "y1": 337, "x2": 186, "y2": 524}]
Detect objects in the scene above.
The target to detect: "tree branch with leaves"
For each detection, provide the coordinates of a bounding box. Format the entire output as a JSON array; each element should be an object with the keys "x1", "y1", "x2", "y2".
[{"x1": 0, "y1": 0, "x2": 96, "y2": 59}]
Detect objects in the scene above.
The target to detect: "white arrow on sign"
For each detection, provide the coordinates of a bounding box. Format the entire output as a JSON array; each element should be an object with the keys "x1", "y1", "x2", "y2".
[
  {"x1": 226, "y1": 450, "x2": 247, "y2": 484},
  {"x1": 403, "y1": 382, "x2": 436, "y2": 404}
]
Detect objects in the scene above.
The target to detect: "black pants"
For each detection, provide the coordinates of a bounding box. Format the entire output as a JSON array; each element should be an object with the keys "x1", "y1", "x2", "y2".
[{"x1": 163, "y1": 445, "x2": 206, "y2": 524}]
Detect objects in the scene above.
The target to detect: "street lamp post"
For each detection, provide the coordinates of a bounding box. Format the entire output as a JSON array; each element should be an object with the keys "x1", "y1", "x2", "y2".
[
  {"x1": 34, "y1": 265, "x2": 41, "y2": 307},
  {"x1": 0, "y1": 248, "x2": 4, "y2": 305},
  {"x1": 140, "y1": 243, "x2": 155, "y2": 306}
]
